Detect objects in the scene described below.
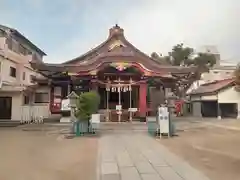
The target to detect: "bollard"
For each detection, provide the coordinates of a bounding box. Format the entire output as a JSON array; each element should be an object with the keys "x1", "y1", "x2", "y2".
[{"x1": 75, "y1": 121, "x2": 81, "y2": 136}]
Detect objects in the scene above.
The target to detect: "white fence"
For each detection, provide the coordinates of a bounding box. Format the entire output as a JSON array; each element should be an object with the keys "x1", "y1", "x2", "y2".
[{"x1": 21, "y1": 105, "x2": 50, "y2": 123}]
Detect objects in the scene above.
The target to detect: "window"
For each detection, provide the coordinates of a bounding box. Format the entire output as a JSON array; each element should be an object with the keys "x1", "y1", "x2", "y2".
[
  {"x1": 12, "y1": 40, "x2": 19, "y2": 53},
  {"x1": 35, "y1": 92, "x2": 49, "y2": 103},
  {"x1": 6, "y1": 38, "x2": 13, "y2": 50},
  {"x1": 19, "y1": 44, "x2": 28, "y2": 55},
  {"x1": 32, "y1": 53, "x2": 40, "y2": 61},
  {"x1": 6, "y1": 38, "x2": 19, "y2": 53},
  {"x1": 22, "y1": 72, "x2": 26, "y2": 80},
  {"x1": 33, "y1": 53, "x2": 37, "y2": 60},
  {"x1": 10, "y1": 67, "x2": 16, "y2": 77},
  {"x1": 23, "y1": 95, "x2": 30, "y2": 105}
]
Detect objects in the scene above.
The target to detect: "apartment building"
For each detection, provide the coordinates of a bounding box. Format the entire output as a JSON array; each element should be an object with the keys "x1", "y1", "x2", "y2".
[
  {"x1": 187, "y1": 46, "x2": 238, "y2": 118},
  {"x1": 187, "y1": 45, "x2": 237, "y2": 93},
  {"x1": 0, "y1": 25, "x2": 49, "y2": 120}
]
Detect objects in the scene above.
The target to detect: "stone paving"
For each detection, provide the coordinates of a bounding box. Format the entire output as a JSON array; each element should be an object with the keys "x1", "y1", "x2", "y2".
[{"x1": 97, "y1": 132, "x2": 211, "y2": 180}]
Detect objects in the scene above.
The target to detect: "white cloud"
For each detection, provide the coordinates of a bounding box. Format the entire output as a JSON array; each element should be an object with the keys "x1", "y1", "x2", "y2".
[{"x1": 45, "y1": 0, "x2": 240, "y2": 63}]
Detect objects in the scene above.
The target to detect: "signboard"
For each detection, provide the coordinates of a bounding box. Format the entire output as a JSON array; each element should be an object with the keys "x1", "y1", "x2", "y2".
[
  {"x1": 128, "y1": 108, "x2": 138, "y2": 112},
  {"x1": 61, "y1": 99, "x2": 70, "y2": 111},
  {"x1": 116, "y1": 105, "x2": 122, "y2": 111},
  {"x1": 158, "y1": 106, "x2": 170, "y2": 136},
  {"x1": 72, "y1": 79, "x2": 90, "y2": 94},
  {"x1": 73, "y1": 85, "x2": 89, "y2": 92},
  {"x1": 91, "y1": 114, "x2": 100, "y2": 124},
  {"x1": 91, "y1": 114, "x2": 100, "y2": 129}
]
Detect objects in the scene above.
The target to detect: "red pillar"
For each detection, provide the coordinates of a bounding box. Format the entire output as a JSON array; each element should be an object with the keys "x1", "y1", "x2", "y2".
[
  {"x1": 50, "y1": 86, "x2": 54, "y2": 113},
  {"x1": 139, "y1": 82, "x2": 147, "y2": 117}
]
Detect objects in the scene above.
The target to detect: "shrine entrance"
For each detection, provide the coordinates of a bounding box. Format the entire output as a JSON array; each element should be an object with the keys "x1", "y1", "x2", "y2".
[
  {"x1": 98, "y1": 86, "x2": 138, "y2": 110},
  {"x1": 96, "y1": 63, "x2": 142, "y2": 122},
  {"x1": 31, "y1": 25, "x2": 198, "y2": 122}
]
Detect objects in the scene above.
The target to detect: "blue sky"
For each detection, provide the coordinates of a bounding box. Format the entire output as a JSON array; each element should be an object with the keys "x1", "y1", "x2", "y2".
[{"x1": 1, "y1": 0, "x2": 239, "y2": 63}]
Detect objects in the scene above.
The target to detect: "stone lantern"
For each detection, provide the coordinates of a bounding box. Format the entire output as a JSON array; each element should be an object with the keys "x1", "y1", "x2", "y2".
[
  {"x1": 166, "y1": 91, "x2": 177, "y2": 114},
  {"x1": 67, "y1": 91, "x2": 79, "y2": 134},
  {"x1": 165, "y1": 90, "x2": 178, "y2": 136},
  {"x1": 67, "y1": 91, "x2": 79, "y2": 108}
]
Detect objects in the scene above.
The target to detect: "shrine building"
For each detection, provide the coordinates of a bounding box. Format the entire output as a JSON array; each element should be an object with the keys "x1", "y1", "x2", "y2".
[{"x1": 31, "y1": 25, "x2": 197, "y2": 122}]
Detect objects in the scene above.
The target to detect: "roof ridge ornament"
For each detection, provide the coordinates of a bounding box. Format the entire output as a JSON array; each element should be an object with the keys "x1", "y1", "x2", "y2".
[{"x1": 109, "y1": 24, "x2": 124, "y2": 38}]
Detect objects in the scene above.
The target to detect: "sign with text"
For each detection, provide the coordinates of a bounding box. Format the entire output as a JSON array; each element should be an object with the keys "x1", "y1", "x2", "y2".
[
  {"x1": 128, "y1": 108, "x2": 138, "y2": 112},
  {"x1": 158, "y1": 106, "x2": 170, "y2": 135},
  {"x1": 91, "y1": 114, "x2": 100, "y2": 124},
  {"x1": 116, "y1": 105, "x2": 122, "y2": 111}
]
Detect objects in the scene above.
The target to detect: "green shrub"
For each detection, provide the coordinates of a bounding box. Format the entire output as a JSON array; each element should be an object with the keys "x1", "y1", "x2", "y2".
[{"x1": 75, "y1": 91, "x2": 100, "y2": 121}]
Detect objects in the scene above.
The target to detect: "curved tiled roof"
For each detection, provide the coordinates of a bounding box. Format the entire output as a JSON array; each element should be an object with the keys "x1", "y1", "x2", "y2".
[
  {"x1": 189, "y1": 78, "x2": 234, "y2": 95},
  {"x1": 30, "y1": 25, "x2": 198, "y2": 78},
  {"x1": 62, "y1": 24, "x2": 163, "y2": 66}
]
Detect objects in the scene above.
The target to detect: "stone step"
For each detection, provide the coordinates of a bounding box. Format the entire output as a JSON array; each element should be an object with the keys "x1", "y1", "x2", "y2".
[
  {"x1": 0, "y1": 120, "x2": 21, "y2": 127},
  {"x1": 43, "y1": 114, "x2": 61, "y2": 123},
  {"x1": 20, "y1": 123, "x2": 72, "y2": 132}
]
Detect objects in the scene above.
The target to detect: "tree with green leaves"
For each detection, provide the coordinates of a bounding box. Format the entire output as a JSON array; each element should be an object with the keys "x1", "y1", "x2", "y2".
[
  {"x1": 150, "y1": 52, "x2": 171, "y2": 65},
  {"x1": 151, "y1": 43, "x2": 216, "y2": 68},
  {"x1": 169, "y1": 43, "x2": 194, "y2": 66},
  {"x1": 192, "y1": 52, "x2": 216, "y2": 70},
  {"x1": 151, "y1": 43, "x2": 217, "y2": 97},
  {"x1": 75, "y1": 91, "x2": 100, "y2": 121}
]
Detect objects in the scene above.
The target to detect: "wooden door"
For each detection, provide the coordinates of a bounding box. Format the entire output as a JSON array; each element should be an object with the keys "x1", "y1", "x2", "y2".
[{"x1": 0, "y1": 97, "x2": 12, "y2": 119}]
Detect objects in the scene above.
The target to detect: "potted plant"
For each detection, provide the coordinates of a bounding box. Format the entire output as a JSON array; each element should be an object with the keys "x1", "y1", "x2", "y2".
[{"x1": 75, "y1": 91, "x2": 100, "y2": 134}]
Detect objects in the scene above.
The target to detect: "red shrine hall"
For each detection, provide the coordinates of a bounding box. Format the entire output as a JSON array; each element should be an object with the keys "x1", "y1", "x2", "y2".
[{"x1": 31, "y1": 25, "x2": 197, "y2": 122}]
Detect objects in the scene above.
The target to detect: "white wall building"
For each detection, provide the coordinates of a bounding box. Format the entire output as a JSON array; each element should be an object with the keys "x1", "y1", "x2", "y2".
[
  {"x1": 0, "y1": 25, "x2": 50, "y2": 121},
  {"x1": 189, "y1": 79, "x2": 240, "y2": 119},
  {"x1": 187, "y1": 45, "x2": 237, "y2": 94}
]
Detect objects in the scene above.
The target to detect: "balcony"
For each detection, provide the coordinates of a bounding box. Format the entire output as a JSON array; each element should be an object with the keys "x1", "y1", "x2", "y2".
[{"x1": 4, "y1": 49, "x2": 33, "y2": 64}]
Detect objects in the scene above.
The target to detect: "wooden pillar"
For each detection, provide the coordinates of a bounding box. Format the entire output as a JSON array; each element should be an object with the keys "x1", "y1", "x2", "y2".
[
  {"x1": 49, "y1": 82, "x2": 54, "y2": 113},
  {"x1": 118, "y1": 81, "x2": 121, "y2": 122},
  {"x1": 68, "y1": 79, "x2": 71, "y2": 94},
  {"x1": 106, "y1": 89, "x2": 109, "y2": 121},
  {"x1": 237, "y1": 103, "x2": 240, "y2": 119},
  {"x1": 139, "y1": 81, "x2": 147, "y2": 118},
  {"x1": 217, "y1": 102, "x2": 221, "y2": 120},
  {"x1": 129, "y1": 85, "x2": 132, "y2": 122}
]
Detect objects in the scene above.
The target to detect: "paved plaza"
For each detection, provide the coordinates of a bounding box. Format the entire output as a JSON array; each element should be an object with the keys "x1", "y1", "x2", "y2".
[
  {"x1": 0, "y1": 128, "x2": 97, "y2": 180},
  {"x1": 2, "y1": 119, "x2": 240, "y2": 180},
  {"x1": 161, "y1": 118, "x2": 240, "y2": 180},
  {"x1": 98, "y1": 131, "x2": 210, "y2": 180}
]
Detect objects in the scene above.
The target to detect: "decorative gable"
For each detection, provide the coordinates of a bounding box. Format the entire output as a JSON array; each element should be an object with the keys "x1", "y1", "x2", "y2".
[{"x1": 108, "y1": 40, "x2": 126, "y2": 51}]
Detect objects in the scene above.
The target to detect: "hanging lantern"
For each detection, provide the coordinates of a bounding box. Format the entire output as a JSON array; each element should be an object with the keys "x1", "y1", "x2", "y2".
[
  {"x1": 111, "y1": 87, "x2": 116, "y2": 92},
  {"x1": 129, "y1": 85, "x2": 132, "y2": 91}
]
